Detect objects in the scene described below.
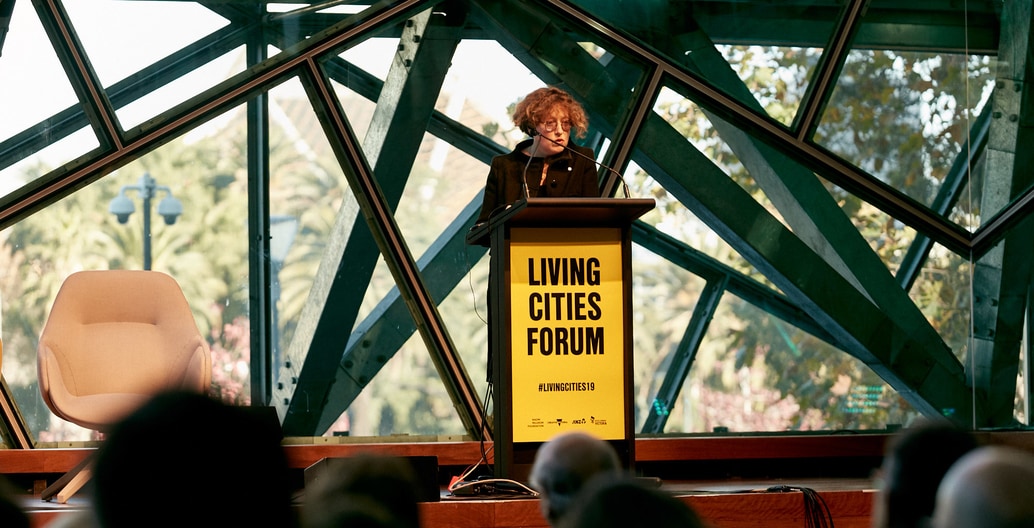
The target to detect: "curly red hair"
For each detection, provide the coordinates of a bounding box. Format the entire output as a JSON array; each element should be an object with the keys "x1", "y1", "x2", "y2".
[{"x1": 512, "y1": 87, "x2": 589, "y2": 139}]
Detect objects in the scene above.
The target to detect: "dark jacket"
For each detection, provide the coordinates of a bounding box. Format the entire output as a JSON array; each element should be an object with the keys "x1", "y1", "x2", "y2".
[{"x1": 473, "y1": 139, "x2": 601, "y2": 228}]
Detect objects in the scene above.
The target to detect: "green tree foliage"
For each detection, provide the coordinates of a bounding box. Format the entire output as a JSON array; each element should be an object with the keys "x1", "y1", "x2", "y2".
[
  {"x1": 0, "y1": 42, "x2": 994, "y2": 440},
  {"x1": 0, "y1": 112, "x2": 260, "y2": 438},
  {"x1": 637, "y1": 45, "x2": 990, "y2": 432}
]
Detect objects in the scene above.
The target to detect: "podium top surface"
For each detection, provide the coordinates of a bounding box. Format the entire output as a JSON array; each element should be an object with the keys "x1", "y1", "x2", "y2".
[
  {"x1": 465, "y1": 197, "x2": 655, "y2": 246},
  {"x1": 509, "y1": 197, "x2": 655, "y2": 226}
]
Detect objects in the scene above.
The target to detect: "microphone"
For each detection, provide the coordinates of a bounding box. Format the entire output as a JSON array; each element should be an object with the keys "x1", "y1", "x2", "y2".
[
  {"x1": 520, "y1": 132, "x2": 541, "y2": 202},
  {"x1": 538, "y1": 134, "x2": 631, "y2": 198}
]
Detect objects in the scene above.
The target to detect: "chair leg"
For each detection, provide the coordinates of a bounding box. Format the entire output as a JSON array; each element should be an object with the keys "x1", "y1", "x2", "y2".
[
  {"x1": 41, "y1": 454, "x2": 93, "y2": 503},
  {"x1": 55, "y1": 464, "x2": 92, "y2": 504}
]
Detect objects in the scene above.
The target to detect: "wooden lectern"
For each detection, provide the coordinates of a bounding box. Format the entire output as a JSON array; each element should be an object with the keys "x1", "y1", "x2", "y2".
[{"x1": 467, "y1": 196, "x2": 655, "y2": 480}]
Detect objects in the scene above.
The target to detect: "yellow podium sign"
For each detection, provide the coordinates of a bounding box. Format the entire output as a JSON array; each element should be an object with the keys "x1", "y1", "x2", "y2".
[
  {"x1": 471, "y1": 197, "x2": 653, "y2": 478},
  {"x1": 509, "y1": 227, "x2": 626, "y2": 442}
]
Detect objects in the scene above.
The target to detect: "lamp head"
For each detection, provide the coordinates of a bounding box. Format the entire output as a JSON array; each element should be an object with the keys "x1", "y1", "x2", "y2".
[
  {"x1": 108, "y1": 194, "x2": 135, "y2": 224},
  {"x1": 157, "y1": 195, "x2": 183, "y2": 225}
]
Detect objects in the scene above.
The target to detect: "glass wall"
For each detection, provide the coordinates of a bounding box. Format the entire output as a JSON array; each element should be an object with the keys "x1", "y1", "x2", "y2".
[{"x1": 0, "y1": 0, "x2": 1028, "y2": 446}]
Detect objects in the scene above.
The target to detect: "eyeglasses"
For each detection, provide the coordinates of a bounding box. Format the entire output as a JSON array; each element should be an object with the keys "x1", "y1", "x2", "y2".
[{"x1": 539, "y1": 120, "x2": 572, "y2": 133}]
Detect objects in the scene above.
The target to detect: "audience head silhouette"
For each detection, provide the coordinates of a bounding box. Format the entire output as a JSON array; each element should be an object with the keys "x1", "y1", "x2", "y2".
[
  {"x1": 931, "y1": 445, "x2": 1034, "y2": 528},
  {"x1": 301, "y1": 453, "x2": 423, "y2": 528},
  {"x1": 91, "y1": 390, "x2": 294, "y2": 528},
  {"x1": 528, "y1": 431, "x2": 622, "y2": 526},
  {"x1": 0, "y1": 476, "x2": 29, "y2": 528},
  {"x1": 557, "y1": 474, "x2": 705, "y2": 528},
  {"x1": 870, "y1": 419, "x2": 977, "y2": 528}
]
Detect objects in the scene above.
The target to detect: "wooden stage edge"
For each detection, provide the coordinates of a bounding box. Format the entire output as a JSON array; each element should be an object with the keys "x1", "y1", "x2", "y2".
[{"x1": 9, "y1": 432, "x2": 1034, "y2": 528}]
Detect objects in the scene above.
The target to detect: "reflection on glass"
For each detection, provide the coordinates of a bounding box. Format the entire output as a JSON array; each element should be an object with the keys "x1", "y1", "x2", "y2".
[
  {"x1": 817, "y1": 178, "x2": 921, "y2": 274},
  {"x1": 301, "y1": 4, "x2": 650, "y2": 437},
  {"x1": 0, "y1": 111, "x2": 250, "y2": 443},
  {"x1": 267, "y1": 79, "x2": 350, "y2": 359},
  {"x1": 682, "y1": 293, "x2": 915, "y2": 433},
  {"x1": 907, "y1": 242, "x2": 971, "y2": 364},
  {"x1": 0, "y1": 2, "x2": 93, "y2": 191},
  {"x1": 327, "y1": 332, "x2": 467, "y2": 437},
  {"x1": 63, "y1": 2, "x2": 240, "y2": 132},
  {"x1": 116, "y1": 53, "x2": 245, "y2": 132},
  {"x1": 0, "y1": 128, "x2": 102, "y2": 199},
  {"x1": 64, "y1": 2, "x2": 227, "y2": 89},
  {"x1": 567, "y1": 1, "x2": 836, "y2": 122},
  {"x1": 0, "y1": 2, "x2": 80, "y2": 139},
  {"x1": 969, "y1": 219, "x2": 1032, "y2": 427},
  {"x1": 817, "y1": 50, "x2": 994, "y2": 218},
  {"x1": 649, "y1": 86, "x2": 785, "y2": 285},
  {"x1": 3, "y1": 0, "x2": 1023, "y2": 443},
  {"x1": 629, "y1": 259, "x2": 705, "y2": 432},
  {"x1": 717, "y1": 45, "x2": 823, "y2": 127}
]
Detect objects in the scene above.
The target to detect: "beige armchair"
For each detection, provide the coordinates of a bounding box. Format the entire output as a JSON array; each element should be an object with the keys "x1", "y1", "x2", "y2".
[{"x1": 37, "y1": 270, "x2": 212, "y2": 502}]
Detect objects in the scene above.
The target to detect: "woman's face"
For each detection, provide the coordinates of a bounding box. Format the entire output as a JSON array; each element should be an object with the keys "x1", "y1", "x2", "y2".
[{"x1": 532, "y1": 109, "x2": 571, "y2": 156}]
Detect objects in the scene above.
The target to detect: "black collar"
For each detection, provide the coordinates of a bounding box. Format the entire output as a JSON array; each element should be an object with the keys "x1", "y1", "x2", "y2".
[{"x1": 516, "y1": 138, "x2": 574, "y2": 164}]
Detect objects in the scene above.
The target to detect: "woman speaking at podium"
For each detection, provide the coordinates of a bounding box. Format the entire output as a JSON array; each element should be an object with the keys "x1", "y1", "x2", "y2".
[
  {"x1": 469, "y1": 87, "x2": 602, "y2": 383},
  {"x1": 472, "y1": 86, "x2": 601, "y2": 235}
]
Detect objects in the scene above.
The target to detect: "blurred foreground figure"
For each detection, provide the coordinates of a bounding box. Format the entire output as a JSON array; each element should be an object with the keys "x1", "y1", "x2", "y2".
[
  {"x1": 0, "y1": 476, "x2": 30, "y2": 528},
  {"x1": 931, "y1": 445, "x2": 1034, "y2": 528},
  {"x1": 870, "y1": 419, "x2": 978, "y2": 528},
  {"x1": 528, "y1": 431, "x2": 622, "y2": 526},
  {"x1": 557, "y1": 475, "x2": 706, "y2": 528},
  {"x1": 91, "y1": 391, "x2": 295, "y2": 528},
  {"x1": 301, "y1": 453, "x2": 423, "y2": 528}
]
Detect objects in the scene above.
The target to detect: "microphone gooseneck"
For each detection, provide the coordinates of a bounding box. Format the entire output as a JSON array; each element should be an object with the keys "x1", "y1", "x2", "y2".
[
  {"x1": 520, "y1": 135, "x2": 540, "y2": 202},
  {"x1": 538, "y1": 135, "x2": 631, "y2": 198}
]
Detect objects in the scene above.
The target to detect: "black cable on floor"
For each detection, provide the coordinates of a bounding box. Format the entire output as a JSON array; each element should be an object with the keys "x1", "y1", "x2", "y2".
[{"x1": 765, "y1": 485, "x2": 834, "y2": 528}]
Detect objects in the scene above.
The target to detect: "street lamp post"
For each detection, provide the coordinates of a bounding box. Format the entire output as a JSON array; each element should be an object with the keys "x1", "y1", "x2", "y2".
[{"x1": 108, "y1": 172, "x2": 183, "y2": 270}]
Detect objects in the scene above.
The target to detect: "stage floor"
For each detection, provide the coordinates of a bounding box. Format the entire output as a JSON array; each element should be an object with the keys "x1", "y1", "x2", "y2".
[
  {"x1": 21, "y1": 476, "x2": 877, "y2": 528},
  {"x1": 2, "y1": 433, "x2": 922, "y2": 527}
]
